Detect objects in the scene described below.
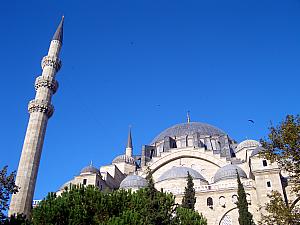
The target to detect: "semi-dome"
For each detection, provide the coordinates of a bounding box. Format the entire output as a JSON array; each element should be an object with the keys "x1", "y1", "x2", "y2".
[
  {"x1": 250, "y1": 146, "x2": 265, "y2": 157},
  {"x1": 214, "y1": 164, "x2": 247, "y2": 183},
  {"x1": 112, "y1": 154, "x2": 135, "y2": 165},
  {"x1": 152, "y1": 122, "x2": 226, "y2": 144},
  {"x1": 236, "y1": 140, "x2": 260, "y2": 152},
  {"x1": 80, "y1": 165, "x2": 100, "y2": 174},
  {"x1": 120, "y1": 174, "x2": 148, "y2": 189},
  {"x1": 157, "y1": 166, "x2": 207, "y2": 183}
]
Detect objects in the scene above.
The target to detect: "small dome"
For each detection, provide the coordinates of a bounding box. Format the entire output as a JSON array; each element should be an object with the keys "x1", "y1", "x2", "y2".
[
  {"x1": 59, "y1": 181, "x2": 72, "y2": 190},
  {"x1": 214, "y1": 164, "x2": 247, "y2": 183},
  {"x1": 151, "y1": 122, "x2": 226, "y2": 144},
  {"x1": 250, "y1": 146, "x2": 265, "y2": 157},
  {"x1": 236, "y1": 140, "x2": 260, "y2": 152},
  {"x1": 120, "y1": 175, "x2": 148, "y2": 190},
  {"x1": 157, "y1": 166, "x2": 207, "y2": 183},
  {"x1": 80, "y1": 165, "x2": 100, "y2": 174},
  {"x1": 112, "y1": 154, "x2": 135, "y2": 165}
]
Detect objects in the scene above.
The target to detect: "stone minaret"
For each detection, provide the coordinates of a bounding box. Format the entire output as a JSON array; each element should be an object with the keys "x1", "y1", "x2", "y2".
[
  {"x1": 125, "y1": 127, "x2": 133, "y2": 157},
  {"x1": 9, "y1": 17, "x2": 64, "y2": 217}
]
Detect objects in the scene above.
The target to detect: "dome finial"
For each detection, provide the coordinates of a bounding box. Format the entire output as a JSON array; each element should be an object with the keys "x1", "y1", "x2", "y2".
[{"x1": 187, "y1": 111, "x2": 191, "y2": 123}]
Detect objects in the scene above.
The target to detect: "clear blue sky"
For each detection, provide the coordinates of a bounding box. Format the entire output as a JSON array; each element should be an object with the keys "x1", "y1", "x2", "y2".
[{"x1": 1, "y1": 0, "x2": 300, "y2": 200}]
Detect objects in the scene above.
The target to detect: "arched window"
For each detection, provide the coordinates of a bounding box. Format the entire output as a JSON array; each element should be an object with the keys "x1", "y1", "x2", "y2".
[
  {"x1": 219, "y1": 196, "x2": 226, "y2": 207},
  {"x1": 207, "y1": 197, "x2": 213, "y2": 208},
  {"x1": 232, "y1": 194, "x2": 238, "y2": 204},
  {"x1": 246, "y1": 193, "x2": 251, "y2": 205}
]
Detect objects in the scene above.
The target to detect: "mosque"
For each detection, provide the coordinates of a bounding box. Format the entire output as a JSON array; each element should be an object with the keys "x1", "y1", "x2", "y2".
[
  {"x1": 9, "y1": 17, "x2": 296, "y2": 225},
  {"x1": 56, "y1": 121, "x2": 293, "y2": 225}
]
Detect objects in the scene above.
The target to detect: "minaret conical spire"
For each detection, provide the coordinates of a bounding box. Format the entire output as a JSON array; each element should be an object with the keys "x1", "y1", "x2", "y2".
[
  {"x1": 52, "y1": 16, "x2": 64, "y2": 43},
  {"x1": 127, "y1": 126, "x2": 133, "y2": 149},
  {"x1": 125, "y1": 126, "x2": 133, "y2": 157}
]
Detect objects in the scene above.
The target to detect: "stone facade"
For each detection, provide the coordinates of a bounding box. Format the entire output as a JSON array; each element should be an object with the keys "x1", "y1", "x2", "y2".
[{"x1": 56, "y1": 122, "x2": 294, "y2": 225}]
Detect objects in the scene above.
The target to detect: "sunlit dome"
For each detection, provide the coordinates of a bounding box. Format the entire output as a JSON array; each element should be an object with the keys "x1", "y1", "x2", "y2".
[
  {"x1": 236, "y1": 140, "x2": 260, "y2": 152},
  {"x1": 151, "y1": 122, "x2": 226, "y2": 144},
  {"x1": 112, "y1": 154, "x2": 135, "y2": 165},
  {"x1": 80, "y1": 165, "x2": 100, "y2": 174},
  {"x1": 119, "y1": 175, "x2": 148, "y2": 190},
  {"x1": 157, "y1": 166, "x2": 208, "y2": 183},
  {"x1": 214, "y1": 164, "x2": 247, "y2": 183}
]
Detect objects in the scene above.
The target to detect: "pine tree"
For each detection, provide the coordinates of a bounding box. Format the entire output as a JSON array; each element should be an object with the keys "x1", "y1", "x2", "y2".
[
  {"x1": 182, "y1": 171, "x2": 196, "y2": 210},
  {"x1": 145, "y1": 167, "x2": 157, "y2": 199},
  {"x1": 236, "y1": 170, "x2": 255, "y2": 225}
]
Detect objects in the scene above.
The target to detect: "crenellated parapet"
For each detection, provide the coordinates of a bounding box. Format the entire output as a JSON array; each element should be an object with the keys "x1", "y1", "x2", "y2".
[
  {"x1": 41, "y1": 55, "x2": 62, "y2": 71},
  {"x1": 28, "y1": 99, "x2": 54, "y2": 118},
  {"x1": 35, "y1": 76, "x2": 58, "y2": 94}
]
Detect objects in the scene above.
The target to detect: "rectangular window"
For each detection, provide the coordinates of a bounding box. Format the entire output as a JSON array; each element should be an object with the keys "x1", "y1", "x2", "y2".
[
  {"x1": 263, "y1": 160, "x2": 268, "y2": 167},
  {"x1": 83, "y1": 179, "x2": 87, "y2": 185},
  {"x1": 267, "y1": 181, "x2": 271, "y2": 187}
]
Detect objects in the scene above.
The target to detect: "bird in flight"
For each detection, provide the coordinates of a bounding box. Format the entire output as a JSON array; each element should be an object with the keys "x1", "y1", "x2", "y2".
[{"x1": 248, "y1": 119, "x2": 255, "y2": 123}]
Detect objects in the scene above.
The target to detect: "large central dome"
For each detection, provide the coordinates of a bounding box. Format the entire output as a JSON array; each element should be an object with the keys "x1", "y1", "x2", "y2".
[{"x1": 151, "y1": 122, "x2": 226, "y2": 143}]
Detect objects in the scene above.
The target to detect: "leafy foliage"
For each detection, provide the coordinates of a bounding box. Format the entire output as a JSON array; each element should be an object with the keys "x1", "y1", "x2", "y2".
[
  {"x1": 181, "y1": 172, "x2": 196, "y2": 210},
  {"x1": 175, "y1": 207, "x2": 207, "y2": 225},
  {"x1": 28, "y1": 184, "x2": 207, "y2": 225},
  {"x1": 260, "y1": 115, "x2": 300, "y2": 196},
  {"x1": 0, "y1": 166, "x2": 18, "y2": 222},
  {"x1": 259, "y1": 115, "x2": 300, "y2": 224},
  {"x1": 259, "y1": 191, "x2": 300, "y2": 225},
  {"x1": 236, "y1": 170, "x2": 254, "y2": 225}
]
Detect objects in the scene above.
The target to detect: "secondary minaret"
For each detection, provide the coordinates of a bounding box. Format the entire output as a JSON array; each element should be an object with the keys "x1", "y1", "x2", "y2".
[
  {"x1": 125, "y1": 127, "x2": 133, "y2": 157},
  {"x1": 9, "y1": 17, "x2": 64, "y2": 217}
]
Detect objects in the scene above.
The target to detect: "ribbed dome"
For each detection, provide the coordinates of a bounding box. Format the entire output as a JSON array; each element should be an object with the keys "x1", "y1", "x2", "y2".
[
  {"x1": 214, "y1": 165, "x2": 247, "y2": 183},
  {"x1": 80, "y1": 165, "x2": 100, "y2": 174},
  {"x1": 120, "y1": 175, "x2": 148, "y2": 189},
  {"x1": 112, "y1": 154, "x2": 135, "y2": 165},
  {"x1": 236, "y1": 140, "x2": 260, "y2": 152},
  {"x1": 157, "y1": 166, "x2": 207, "y2": 183},
  {"x1": 152, "y1": 122, "x2": 225, "y2": 144}
]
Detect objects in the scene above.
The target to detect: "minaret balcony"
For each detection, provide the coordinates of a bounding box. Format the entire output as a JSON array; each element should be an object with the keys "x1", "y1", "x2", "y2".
[
  {"x1": 28, "y1": 99, "x2": 54, "y2": 118},
  {"x1": 35, "y1": 76, "x2": 58, "y2": 94},
  {"x1": 41, "y1": 55, "x2": 62, "y2": 71}
]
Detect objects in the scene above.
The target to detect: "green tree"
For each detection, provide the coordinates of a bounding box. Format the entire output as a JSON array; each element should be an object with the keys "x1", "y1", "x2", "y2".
[
  {"x1": 145, "y1": 167, "x2": 157, "y2": 198},
  {"x1": 181, "y1": 172, "x2": 196, "y2": 210},
  {"x1": 259, "y1": 115, "x2": 300, "y2": 224},
  {"x1": 260, "y1": 115, "x2": 300, "y2": 196},
  {"x1": 175, "y1": 207, "x2": 207, "y2": 225},
  {"x1": 30, "y1": 184, "x2": 208, "y2": 225},
  {"x1": 259, "y1": 191, "x2": 300, "y2": 225},
  {"x1": 236, "y1": 170, "x2": 254, "y2": 225},
  {"x1": 0, "y1": 166, "x2": 19, "y2": 222}
]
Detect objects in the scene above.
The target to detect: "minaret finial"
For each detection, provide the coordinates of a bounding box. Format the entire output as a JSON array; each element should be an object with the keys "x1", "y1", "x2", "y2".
[
  {"x1": 52, "y1": 16, "x2": 64, "y2": 43},
  {"x1": 187, "y1": 111, "x2": 191, "y2": 123},
  {"x1": 90, "y1": 160, "x2": 93, "y2": 167}
]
